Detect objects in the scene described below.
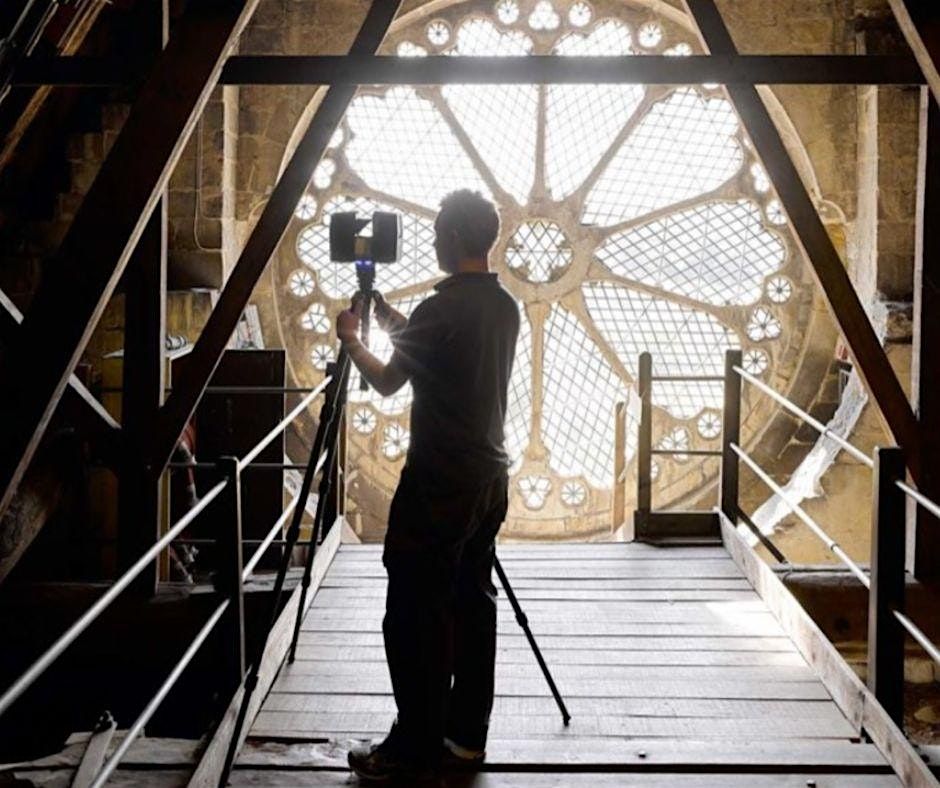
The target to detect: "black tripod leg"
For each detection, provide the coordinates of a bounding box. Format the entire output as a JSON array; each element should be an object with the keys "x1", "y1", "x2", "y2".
[
  {"x1": 287, "y1": 354, "x2": 351, "y2": 663},
  {"x1": 217, "y1": 351, "x2": 348, "y2": 787},
  {"x1": 494, "y1": 557, "x2": 571, "y2": 726}
]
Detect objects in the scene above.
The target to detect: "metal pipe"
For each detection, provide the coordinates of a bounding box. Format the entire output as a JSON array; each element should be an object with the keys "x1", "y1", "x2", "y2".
[
  {"x1": 166, "y1": 462, "x2": 310, "y2": 471},
  {"x1": 0, "y1": 479, "x2": 227, "y2": 718},
  {"x1": 200, "y1": 386, "x2": 326, "y2": 394},
  {"x1": 242, "y1": 496, "x2": 300, "y2": 581},
  {"x1": 238, "y1": 377, "x2": 331, "y2": 472},
  {"x1": 651, "y1": 449, "x2": 722, "y2": 457},
  {"x1": 650, "y1": 375, "x2": 725, "y2": 383},
  {"x1": 732, "y1": 444, "x2": 871, "y2": 588},
  {"x1": 894, "y1": 610, "x2": 940, "y2": 666},
  {"x1": 733, "y1": 365, "x2": 874, "y2": 468},
  {"x1": 88, "y1": 600, "x2": 230, "y2": 788},
  {"x1": 101, "y1": 386, "x2": 324, "y2": 394},
  {"x1": 895, "y1": 480, "x2": 940, "y2": 521},
  {"x1": 172, "y1": 538, "x2": 316, "y2": 547}
]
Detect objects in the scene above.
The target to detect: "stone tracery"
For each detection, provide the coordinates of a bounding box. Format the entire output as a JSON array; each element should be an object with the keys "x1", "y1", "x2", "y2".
[{"x1": 274, "y1": 0, "x2": 809, "y2": 536}]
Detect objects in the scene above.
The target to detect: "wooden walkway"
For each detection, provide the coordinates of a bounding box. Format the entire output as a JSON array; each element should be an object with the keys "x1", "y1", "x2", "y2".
[{"x1": 233, "y1": 542, "x2": 900, "y2": 786}]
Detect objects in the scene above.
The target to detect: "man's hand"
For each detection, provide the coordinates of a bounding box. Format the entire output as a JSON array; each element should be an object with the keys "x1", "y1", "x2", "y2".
[
  {"x1": 373, "y1": 292, "x2": 407, "y2": 334},
  {"x1": 336, "y1": 298, "x2": 362, "y2": 346}
]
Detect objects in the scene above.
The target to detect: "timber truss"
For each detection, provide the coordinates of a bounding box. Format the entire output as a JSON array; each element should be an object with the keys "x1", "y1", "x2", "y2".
[{"x1": 0, "y1": 0, "x2": 939, "y2": 580}]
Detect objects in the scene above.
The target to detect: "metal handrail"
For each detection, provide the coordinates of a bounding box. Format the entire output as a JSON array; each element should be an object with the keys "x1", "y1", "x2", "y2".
[
  {"x1": 733, "y1": 364, "x2": 874, "y2": 468},
  {"x1": 167, "y1": 462, "x2": 311, "y2": 471},
  {"x1": 894, "y1": 610, "x2": 940, "y2": 666},
  {"x1": 237, "y1": 377, "x2": 331, "y2": 472},
  {"x1": 731, "y1": 443, "x2": 870, "y2": 588},
  {"x1": 734, "y1": 362, "x2": 940, "y2": 537},
  {"x1": 240, "y1": 446, "x2": 330, "y2": 581},
  {"x1": 0, "y1": 478, "x2": 227, "y2": 717},
  {"x1": 650, "y1": 374, "x2": 725, "y2": 383},
  {"x1": 242, "y1": 496, "x2": 300, "y2": 582},
  {"x1": 651, "y1": 448, "x2": 722, "y2": 457},
  {"x1": 729, "y1": 360, "x2": 940, "y2": 683},
  {"x1": 896, "y1": 480, "x2": 940, "y2": 521},
  {"x1": 88, "y1": 600, "x2": 230, "y2": 788},
  {"x1": 0, "y1": 367, "x2": 332, "y2": 776},
  {"x1": 101, "y1": 386, "x2": 325, "y2": 394}
]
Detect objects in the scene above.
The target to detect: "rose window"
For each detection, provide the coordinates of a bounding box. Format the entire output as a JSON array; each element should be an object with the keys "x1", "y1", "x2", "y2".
[{"x1": 273, "y1": 0, "x2": 810, "y2": 537}]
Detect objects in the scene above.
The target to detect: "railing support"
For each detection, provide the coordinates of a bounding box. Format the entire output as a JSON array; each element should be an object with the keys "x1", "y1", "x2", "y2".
[
  {"x1": 721, "y1": 350, "x2": 743, "y2": 521},
  {"x1": 868, "y1": 446, "x2": 907, "y2": 728},
  {"x1": 634, "y1": 352, "x2": 652, "y2": 537},
  {"x1": 216, "y1": 457, "x2": 246, "y2": 694}
]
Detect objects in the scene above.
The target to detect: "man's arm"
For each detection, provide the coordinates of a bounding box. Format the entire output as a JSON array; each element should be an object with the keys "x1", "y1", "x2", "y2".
[
  {"x1": 343, "y1": 335, "x2": 409, "y2": 396},
  {"x1": 336, "y1": 303, "x2": 409, "y2": 397}
]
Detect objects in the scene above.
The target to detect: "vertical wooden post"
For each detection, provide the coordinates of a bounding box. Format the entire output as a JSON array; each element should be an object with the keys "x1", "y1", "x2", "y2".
[
  {"x1": 117, "y1": 200, "x2": 167, "y2": 590},
  {"x1": 634, "y1": 353, "x2": 652, "y2": 537},
  {"x1": 868, "y1": 446, "x2": 907, "y2": 728},
  {"x1": 721, "y1": 350, "x2": 743, "y2": 521},
  {"x1": 912, "y1": 87, "x2": 940, "y2": 580},
  {"x1": 116, "y1": 0, "x2": 168, "y2": 592},
  {"x1": 612, "y1": 401, "x2": 627, "y2": 533},
  {"x1": 216, "y1": 457, "x2": 246, "y2": 693}
]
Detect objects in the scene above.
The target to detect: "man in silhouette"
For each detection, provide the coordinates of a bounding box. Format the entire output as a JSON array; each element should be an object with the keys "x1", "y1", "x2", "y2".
[{"x1": 337, "y1": 190, "x2": 520, "y2": 780}]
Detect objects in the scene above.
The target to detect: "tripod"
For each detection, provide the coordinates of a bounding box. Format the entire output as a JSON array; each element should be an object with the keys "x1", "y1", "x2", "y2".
[{"x1": 219, "y1": 284, "x2": 569, "y2": 786}]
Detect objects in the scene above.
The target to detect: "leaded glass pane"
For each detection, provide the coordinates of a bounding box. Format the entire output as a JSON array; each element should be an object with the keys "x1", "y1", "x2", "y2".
[
  {"x1": 583, "y1": 88, "x2": 742, "y2": 225},
  {"x1": 596, "y1": 200, "x2": 785, "y2": 306},
  {"x1": 547, "y1": 22, "x2": 644, "y2": 200},
  {"x1": 584, "y1": 282, "x2": 739, "y2": 418},
  {"x1": 345, "y1": 87, "x2": 489, "y2": 209},
  {"x1": 541, "y1": 305, "x2": 628, "y2": 486}
]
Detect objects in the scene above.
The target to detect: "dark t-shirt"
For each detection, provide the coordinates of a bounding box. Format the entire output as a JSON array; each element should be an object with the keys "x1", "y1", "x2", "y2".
[{"x1": 387, "y1": 272, "x2": 520, "y2": 490}]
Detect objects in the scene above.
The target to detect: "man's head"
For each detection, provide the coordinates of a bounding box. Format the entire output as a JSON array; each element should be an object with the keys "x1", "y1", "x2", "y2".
[{"x1": 434, "y1": 190, "x2": 500, "y2": 273}]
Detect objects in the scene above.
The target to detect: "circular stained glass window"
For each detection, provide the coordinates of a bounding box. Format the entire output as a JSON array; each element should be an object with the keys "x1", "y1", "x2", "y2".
[{"x1": 274, "y1": 1, "x2": 809, "y2": 536}]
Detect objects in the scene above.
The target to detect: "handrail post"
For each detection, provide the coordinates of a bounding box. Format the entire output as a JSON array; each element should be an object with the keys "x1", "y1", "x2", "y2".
[
  {"x1": 868, "y1": 446, "x2": 907, "y2": 728},
  {"x1": 721, "y1": 350, "x2": 743, "y2": 521},
  {"x1": 215, "y1": 457, "x2": 245, "y2": 693},
  {"x1": 634, "y1": 352, "x2": 652, "y2": 538}
]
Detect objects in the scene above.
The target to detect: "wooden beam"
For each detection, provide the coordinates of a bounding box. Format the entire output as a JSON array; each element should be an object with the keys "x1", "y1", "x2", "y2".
[
  {"x1": 116, "y1": 0, "x2": 170, "y2": 588},
  {"x1": 719, "y1": 514, "x2": 937, "y2": 788},
  {"x1": 684, "y1": 0, "x2": 922, "y2": 481},
  {"x1": 912, "y1": 87, "x2": 940, "y2": 579},
  {"x1": 149, "y1": 0, "x2": 402, "y2": 474},
  {"x1": 0, "y1": 1, "x2": 260, "y2": 521},
  {"x1": 888, "y1": 0, "x2": 940, "y2": 107},
  {"x1": 220, "y1": 54, "x2": 926, "y2": 86},
  {"x1": 187, "y1": 517, "x2": 342, "y2": 788},
  {"x1": 118, "y1": 200, "x2": 167, "y2": 584},
  {"x1": 13, "y1": 54, "x2": 926, "y2": 87}
]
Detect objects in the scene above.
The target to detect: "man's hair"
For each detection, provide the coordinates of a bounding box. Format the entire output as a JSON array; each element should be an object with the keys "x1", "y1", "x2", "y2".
[{"x1": 438, "y1": 189, "x2": 500, "y2": 258}]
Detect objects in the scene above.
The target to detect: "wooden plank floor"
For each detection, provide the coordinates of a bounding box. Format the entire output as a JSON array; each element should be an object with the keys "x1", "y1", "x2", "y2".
[{"x1": 238, "y1": 543, "x2": 899, "y2": 786}]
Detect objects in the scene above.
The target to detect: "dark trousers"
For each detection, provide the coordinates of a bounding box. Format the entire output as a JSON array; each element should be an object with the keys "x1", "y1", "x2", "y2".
[{"x1": 382, "y1": 466, "x2": 509, "y2": 761}]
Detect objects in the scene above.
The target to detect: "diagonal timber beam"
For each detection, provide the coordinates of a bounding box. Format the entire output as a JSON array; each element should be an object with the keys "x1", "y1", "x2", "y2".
[
  {"x1": 684, "y1": 0, "x2": 922, "y2": 480},
  {"x1": 887, "y1": 0, "x2": 940, "y2": 108},
  {"x1": 148, "y1": 0, "x2": 403, "y2": 474},
  {"x1": 0, "y1": 1, "x2": 260, "y2": 520}
]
